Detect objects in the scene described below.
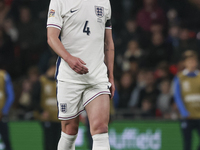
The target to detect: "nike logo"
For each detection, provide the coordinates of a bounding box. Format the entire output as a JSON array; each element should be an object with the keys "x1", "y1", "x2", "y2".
[{"x1": 70, "y1": 9, "x2": 78, "y2": 13}]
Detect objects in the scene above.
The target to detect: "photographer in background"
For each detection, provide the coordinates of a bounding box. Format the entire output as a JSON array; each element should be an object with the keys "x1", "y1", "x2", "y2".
[
  {"x1": 0, "y1": 69, "x2": 14, "y2": 150},
  {"x1": 174, "y1": 50, "x2": 200, "y2": 150},
  {"x1": 32, "y1": 58, "x2": 61, "y2": 150}
]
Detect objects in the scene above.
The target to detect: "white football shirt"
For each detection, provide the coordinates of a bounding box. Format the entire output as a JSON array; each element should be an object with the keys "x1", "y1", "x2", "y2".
[{"x1": 47, "y1": 0, "x2": 112, "y2": 84}]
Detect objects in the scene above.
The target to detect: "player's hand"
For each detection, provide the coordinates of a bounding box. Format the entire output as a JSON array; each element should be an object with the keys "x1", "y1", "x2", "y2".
[
  {"x1": 109, "y1": 77, "x2": 115, "y2": 99},
  {"x1": 66, "y1": 55, "x2": 89, "y2": 75}
]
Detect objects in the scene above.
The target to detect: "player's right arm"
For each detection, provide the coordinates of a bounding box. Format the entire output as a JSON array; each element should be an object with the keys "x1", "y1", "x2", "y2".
[
  {"x1": 47, "y1": 28, "x2": 88, "y2": 74},
  {"x1": 47, "y1": 0, "x2": 88, "y2": 74}
]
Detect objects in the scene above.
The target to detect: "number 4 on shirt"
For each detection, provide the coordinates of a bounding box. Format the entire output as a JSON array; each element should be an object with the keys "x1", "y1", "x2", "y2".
[{"x1": 83, "y1": 21, "x2": 90, "y2": 35}]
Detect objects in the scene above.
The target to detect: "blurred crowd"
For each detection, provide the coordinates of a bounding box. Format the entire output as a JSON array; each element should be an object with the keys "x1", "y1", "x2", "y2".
[{"x1": 1, "y1": 0, "x2": 200, "y2": 120}]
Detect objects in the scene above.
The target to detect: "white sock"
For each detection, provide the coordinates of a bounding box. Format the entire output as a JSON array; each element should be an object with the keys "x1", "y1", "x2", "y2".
[
  {"x1": 57, "y1": 132, "x2": 77, "y2": 150},
  {"x1": 92, "y1": 133, "x2": 110, "y2": 150}
]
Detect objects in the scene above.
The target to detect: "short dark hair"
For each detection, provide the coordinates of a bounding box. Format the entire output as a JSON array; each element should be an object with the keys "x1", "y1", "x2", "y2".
[{"x1": 182, "y1": 50, "x2": 198, "y2": 61}]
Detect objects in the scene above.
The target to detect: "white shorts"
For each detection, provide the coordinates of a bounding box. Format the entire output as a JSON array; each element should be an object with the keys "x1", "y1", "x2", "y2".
[{"x1": 57, "y1": 80, "x2": 111, "y2": 120}]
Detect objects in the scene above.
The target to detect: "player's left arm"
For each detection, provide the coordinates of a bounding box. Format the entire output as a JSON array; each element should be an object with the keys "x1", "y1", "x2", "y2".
[{"x1": 104, "y1": 29, "x2": 115, "y2": 99}]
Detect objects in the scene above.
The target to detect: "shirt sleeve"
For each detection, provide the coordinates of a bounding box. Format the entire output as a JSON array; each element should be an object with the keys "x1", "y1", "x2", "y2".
[
  {"x1": 173, "y1": 76, "x2": 189, "y2": 118},
  {"x1": 105, "y1": 1, "x2": 112, "y2": 29},
  {"x1": 2, "y1": 73, "x2": 14, "y2": 115},
  {"x1": 105, "y1": 19, "x2": 112, "y2": 29},
  {"x1": 47, "y1": 0, "x2": 63, "y2": 30}
]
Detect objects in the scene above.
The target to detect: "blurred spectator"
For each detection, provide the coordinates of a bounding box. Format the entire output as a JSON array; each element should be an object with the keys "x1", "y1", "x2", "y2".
[
  {"x1": 124, "y1": 40, "x2": 143, "y2": 60},
  {"x1": 179, "y1": 28, "x2": 197, "y2": 51},
  {"x1": 173, "y1": 28, "x2": 198, "y2": 63},
  {"x1": 122, "y1": 0, "x2": 133, "y2": 20},
  {"x1": 136, "y1": 0, "x2": 166, "y2": 32},
  {"x1": 118, "y1": 72, "x2": 135, "y2": 109},
  {"x1": 18, "y1": 79, "x2": 32, "y2": 118},
  {"x1": 141, "y1": 97, "x2": 155, "y2": 118},
  {"x1": 167, "y1": 9, "x2": 179, "y2": 26},
  {"x1": 136, "y1": 70, "x2": 160, "y2": 111},
  {"x1": 0, "y1": 27, "x2": 14, "y2": 74},
  {"x1": 150, "y1": 22, "x2": 164, "y2": 34},
  {"x1": 167, "y1": 25, "x2": 180, "y2": 50},
  {"x1": 155, "y1": 62, "x2": 173, "y2": 83},
  {"x1": 180, "y1": 0, "x2": 200, "y2": 30},
  {"x1": 175, "y1": 60, "x2": 185, "y2": 74},
  {"x1": 156, "y1": 79, "x2": 172, "y2": 116},
  {"x1": 32, "y1": 58, "x2": 60, "y2": 150},
  {"x1": 17, "y1": 6, "x2": 45, "y2": 74},
  {"x1": 117, "y1": 19, "x2": 143, "y2": 54},
  {"x1": 4, "y1": 0, "x2": 13, "y2": 6},
  {"x1": 3, "y1": 18, "x2": 18, "y2": 43},
  {"x1": 0, "y1": 0, "x2": 10, "y2": 25},
  {"x1": 0, "y1": 69, "x2": 14, "y2": 150},
  {"x1": 129, "y1": 57, "x2": 139, "y2": 76},
  {"x1": 27, "y1": 66, "x2": 40, "y2": 84},
  {"x1": 129, "y1": 69, "x2": 146, "y2": 108},
  {"x1": 17, "y1": 66, "x2": 39, "y2": 119},
  {"x1": 160, "y1": 98, "x2": 180, "y2": 120},
  {"x1": 189, "y1": 0, "x2": 200, "y2": 8},
  {"x1": 122, "y1": 41, "x2": 143, "y2": 71},
  {"x1": 167, "y1": 98, "x2": 179, "y2": 120},
  {"x1": 146, "y1": 32, "x2": 171, "y2": 67}
]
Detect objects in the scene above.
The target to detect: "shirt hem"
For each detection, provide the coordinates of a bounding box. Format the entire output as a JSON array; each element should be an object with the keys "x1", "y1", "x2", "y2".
[{"x1": 47, "y1": 24, "x2": 62, "y2": 30}]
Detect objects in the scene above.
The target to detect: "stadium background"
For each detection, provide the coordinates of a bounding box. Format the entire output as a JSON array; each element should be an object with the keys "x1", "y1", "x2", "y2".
[{"x1": 0, "y1": 0, "x2": 200, "y2": 149}]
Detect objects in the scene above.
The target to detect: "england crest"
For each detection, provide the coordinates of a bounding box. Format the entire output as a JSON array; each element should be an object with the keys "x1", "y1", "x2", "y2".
[
  {"x1": 95, "y1": 6, "x2": 104, "y2": 18},
  {"x1": 60, "y1": 103, "x2": 67, "y2": 113}
]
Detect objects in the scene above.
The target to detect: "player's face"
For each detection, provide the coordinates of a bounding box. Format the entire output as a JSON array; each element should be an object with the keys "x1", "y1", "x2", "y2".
[{"x1": 185, "y1": 57, "x2": 198, "y2": 71}]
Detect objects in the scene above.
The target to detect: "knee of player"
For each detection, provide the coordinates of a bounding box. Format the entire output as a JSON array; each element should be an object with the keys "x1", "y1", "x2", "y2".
[
  {"x1": 66, "y1": 129, "x2": 78, "y2": 135},
  {"x1": 64, "y1": 126, "x2": 79, "y2": 135},
  {"x1": 91, "y1": 122, "x2": 108, "y2": 134},
  {"x1": 62, "y1": 122, "x2": 79, "y2": 135}
]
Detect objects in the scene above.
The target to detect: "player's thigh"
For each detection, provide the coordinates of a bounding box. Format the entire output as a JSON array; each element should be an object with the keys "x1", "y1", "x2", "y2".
[
  {"x1": 85, "y1": 94, "x2": 110, "y2": 135},
  {"x1": 61, "y1": 116, "x2": 79, "y2": 135}
]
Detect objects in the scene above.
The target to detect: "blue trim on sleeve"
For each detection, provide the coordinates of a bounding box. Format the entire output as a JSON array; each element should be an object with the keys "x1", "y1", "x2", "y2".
[
  {"x1": 173, "y1": 76, "x2": 189, "y2": 118},
  {"x1": 2, "y1": 73, "x2": 14, "y2": 115}
]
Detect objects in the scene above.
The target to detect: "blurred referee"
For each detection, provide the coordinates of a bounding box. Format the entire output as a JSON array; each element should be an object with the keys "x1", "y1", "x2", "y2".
[
  {"x1": 174, "y1": 50, "x2": 200, "y2": 150},
  {"x1": 0, "y1": 69, "x2": 14, "y2": 150}
]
